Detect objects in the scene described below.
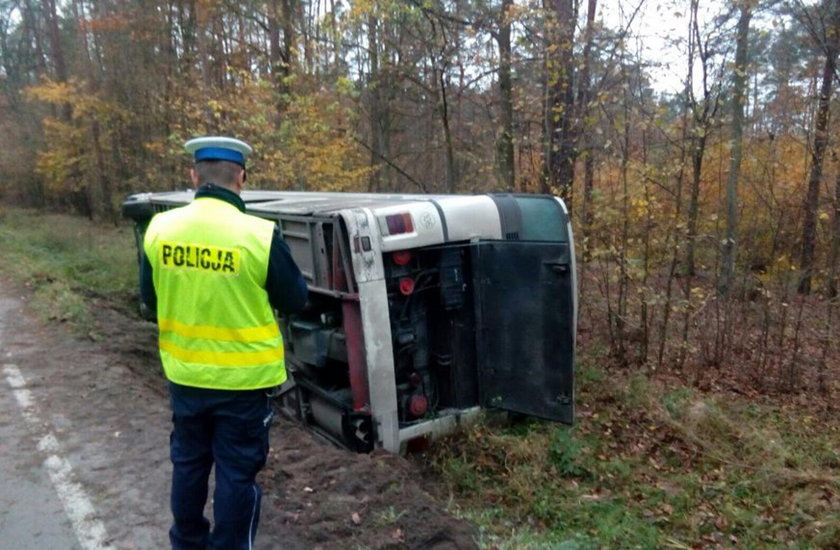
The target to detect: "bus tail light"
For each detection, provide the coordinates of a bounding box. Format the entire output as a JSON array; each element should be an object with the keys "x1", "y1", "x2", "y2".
[
  {"x1": 392, "y1": 250, "x2": 412, "y2": 266},
  {"x1": 399, "y1": 277, "x2": 415, "y2": 295},
  {"x1": 384, "y1": 213, "x2": 414, "y2": 235}
]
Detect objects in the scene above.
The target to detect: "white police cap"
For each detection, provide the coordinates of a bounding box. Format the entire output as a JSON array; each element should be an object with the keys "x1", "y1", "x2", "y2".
[{"x1": 184, "y1": 136, "x2": 253, "y2": 167}]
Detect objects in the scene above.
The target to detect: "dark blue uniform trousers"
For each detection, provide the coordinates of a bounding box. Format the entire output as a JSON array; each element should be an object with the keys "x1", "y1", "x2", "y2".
[{"x1": 168, "y1": 382, "x2": 274, "y2": 550}]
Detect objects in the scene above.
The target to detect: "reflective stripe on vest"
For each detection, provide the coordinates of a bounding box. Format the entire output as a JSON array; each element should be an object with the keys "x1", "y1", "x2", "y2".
[{"x1": 143, "y1": 197, "x2": 286, "y2": 390}]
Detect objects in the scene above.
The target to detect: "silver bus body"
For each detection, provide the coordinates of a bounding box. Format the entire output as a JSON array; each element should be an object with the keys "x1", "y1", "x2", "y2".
[{"x1": 124, "y1": 190, "x2": 577, "y2": 453}]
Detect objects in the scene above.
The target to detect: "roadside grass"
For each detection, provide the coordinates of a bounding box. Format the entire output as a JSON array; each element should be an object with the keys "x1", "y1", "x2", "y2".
[
  {"x1": 0, "y1": 207, "x2": 138, "y2": 334},
  {"x1": 427, "y1": 353, "x2": 840, "y2": 548},
  {"x1": 2, "y1": 207, "x2": 838, "y2": 548}
]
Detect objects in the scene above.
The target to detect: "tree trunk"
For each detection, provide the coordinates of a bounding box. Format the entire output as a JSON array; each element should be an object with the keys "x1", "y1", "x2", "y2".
[
  {"x1": 178, "y1": 0, "x2": 196, "y2": 73},
  {"x1": 425, "y1": 14, "x2": 457, "y2": 193},
  {"x1": 194, "y1": 0, "x2": 212, "y2": 89},
  {"x1": 541, "y1": 0, "x2": 576, "y2": 206},
  {"x1": 22, "y1": 0, "x2": 48, "y2": 78},
  {"x1": 579, "y1": 0, "x2": 597, "y2": 259},
  {"x1": 720, "y1": 1, "x2": 752, "y2": 294},
  {"x1": 72, "y1": 0, "x2": 113, "y2": 222},
  {"x1": 437, "y1": 65, "x2": 457, "y2": 193},
  {"x1": 615, "y1": 85, "x2": 631, "y2": 365},
  {"x1": 367, "y1": 12, "x2": 385, "y2": 192},
  {"x1": 684, "y1": 0, "x2": 720, "y2": 278},
  {"x1": 41, "y1": 0, "x2": 71, "y2": 120},
  {"x1": 686, "y1": 132, "x2": 705, "y2": 277},
  {"x1": 799, "y1": 10, "x2": 839, "y2": 294},
  {"x1": 281, "y1": 0, "x2": 296, "y2": 77},
  {"x1": 828, "y1": 154, "x2": 840, "y2": 297},
  {"x1": 89, "y1": 119, "x2": 113, "y2": 222},
  {"x1": 495, "y1": 0, "x2": 515, "y2": 191},
  {"x1": 40, "y1": 0, "x2": 66, "y2": 82},
  {"x1": 658, "y1": 3, "x2": 695, "y2": 368},
  {"x1": 265, "y1": 0, "x2": 295, "y2": 115}
]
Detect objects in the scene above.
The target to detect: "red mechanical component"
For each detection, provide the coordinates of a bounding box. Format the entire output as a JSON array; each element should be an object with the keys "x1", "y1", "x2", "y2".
[
  {"x1": 409, "y1": 394, "x2": 428, "y2": 418},
  {"x1": 342, "y1": 299, "x2": 369, "y2": 411},
  {"x1": 399, "y1": 277, "x2": 415, "y2": 295},
  {"x1": 392, "y1": 250, "x2": 412, "y2": 266},
  {"x1": 409, "y1": 372, "x2": 422, "y2": 387}
]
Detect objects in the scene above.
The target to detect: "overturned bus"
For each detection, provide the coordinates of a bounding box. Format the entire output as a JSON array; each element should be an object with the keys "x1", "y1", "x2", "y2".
[{"x1": 123, "y1": 190, "x2": 577, "y2": 453}]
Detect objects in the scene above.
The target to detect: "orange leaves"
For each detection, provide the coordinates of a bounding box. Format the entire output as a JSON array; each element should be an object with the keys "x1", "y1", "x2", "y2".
[
  {"x1": 276, "y1": 93, "x2": 371, "y2": 192},
  {"x1": 157, "y1": 71, "x2": 369, "y2": 193},
  {"x1": 26, "y1": 78, "x2": 131, "y2": 122},
  {"x1": 25, "y1": 79, "x2": 75, "y2": 105},
  {"x1": 25, "y1": 78, "x2": 132, "y2": 202}
]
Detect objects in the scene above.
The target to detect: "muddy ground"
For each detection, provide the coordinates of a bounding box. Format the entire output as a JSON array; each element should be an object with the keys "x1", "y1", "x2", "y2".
[{"x1": 0, "y1": 277, "x2": 478, "y2": 549}]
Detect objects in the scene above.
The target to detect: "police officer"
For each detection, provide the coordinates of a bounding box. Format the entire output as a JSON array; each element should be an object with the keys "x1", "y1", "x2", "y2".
[{"x1": 140, "y1": 136, "x2": 307, "y2": 549}]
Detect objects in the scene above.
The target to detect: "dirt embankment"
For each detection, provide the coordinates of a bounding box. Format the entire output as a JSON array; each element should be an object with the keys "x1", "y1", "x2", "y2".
[{"x1": 5, "y1": 279, "x2": 478, "y2": 549}]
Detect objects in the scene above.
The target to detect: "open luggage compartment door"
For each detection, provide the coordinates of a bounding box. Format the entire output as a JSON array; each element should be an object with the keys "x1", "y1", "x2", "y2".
[{"x1": 473, "y1": 241, "x2": 574, "y2": 423}]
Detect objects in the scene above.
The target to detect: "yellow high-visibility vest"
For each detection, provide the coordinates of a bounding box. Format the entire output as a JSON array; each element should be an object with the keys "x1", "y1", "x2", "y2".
[{"x1": 143, "y1": 196, "x2": 286, "y2": 390}]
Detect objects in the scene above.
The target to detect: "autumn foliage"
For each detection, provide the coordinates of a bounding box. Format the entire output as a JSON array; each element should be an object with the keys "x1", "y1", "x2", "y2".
[{"x1": 0, "y1": 0, "x2": 839, "y2": 396}]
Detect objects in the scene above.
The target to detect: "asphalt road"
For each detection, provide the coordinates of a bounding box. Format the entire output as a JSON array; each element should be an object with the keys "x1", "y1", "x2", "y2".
[
  {"x1": 0, "y1": 285, "x2": 171, "y2": 549},
  {"x1": 0, "y1": 363, "x2": 82, "y2": 549}
]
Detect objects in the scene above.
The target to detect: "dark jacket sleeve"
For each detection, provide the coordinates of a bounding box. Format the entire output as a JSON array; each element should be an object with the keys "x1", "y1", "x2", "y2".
[
  {"x1": 139, "y1": 252, "x2": 157, "y2": 312},
  {"x1": 265, "y1": 226, "x2": 308, "y2": 314}
]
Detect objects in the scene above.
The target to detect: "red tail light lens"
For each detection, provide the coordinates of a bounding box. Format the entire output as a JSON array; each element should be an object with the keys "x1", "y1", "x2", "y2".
[
  {"x1": 409, "y1": 394, "x2": 428, "y2": 417},
  {"x1": 384, "y1": 213, "x2": 414, "y2": 235},
  {"x1": 399, "y1": 277, "x2": 415, "y2": 295},
  {"x1": 392, "y1": 250, "x2": 412, "y2": 266}
]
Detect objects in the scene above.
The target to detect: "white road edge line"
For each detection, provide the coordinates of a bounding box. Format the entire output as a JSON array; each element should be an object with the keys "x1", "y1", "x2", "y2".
[{"x1": 3, "y1": 363, "x2": 112, "y2": 550}]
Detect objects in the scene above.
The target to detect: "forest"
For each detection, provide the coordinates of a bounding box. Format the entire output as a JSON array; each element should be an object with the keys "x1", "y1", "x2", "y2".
[
  {"x1": 3, "y1": 0, "x2": 839, "y2": 392},
  {"x1": 2, "y1": 0, "x2": 840, "y2": 545}
]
